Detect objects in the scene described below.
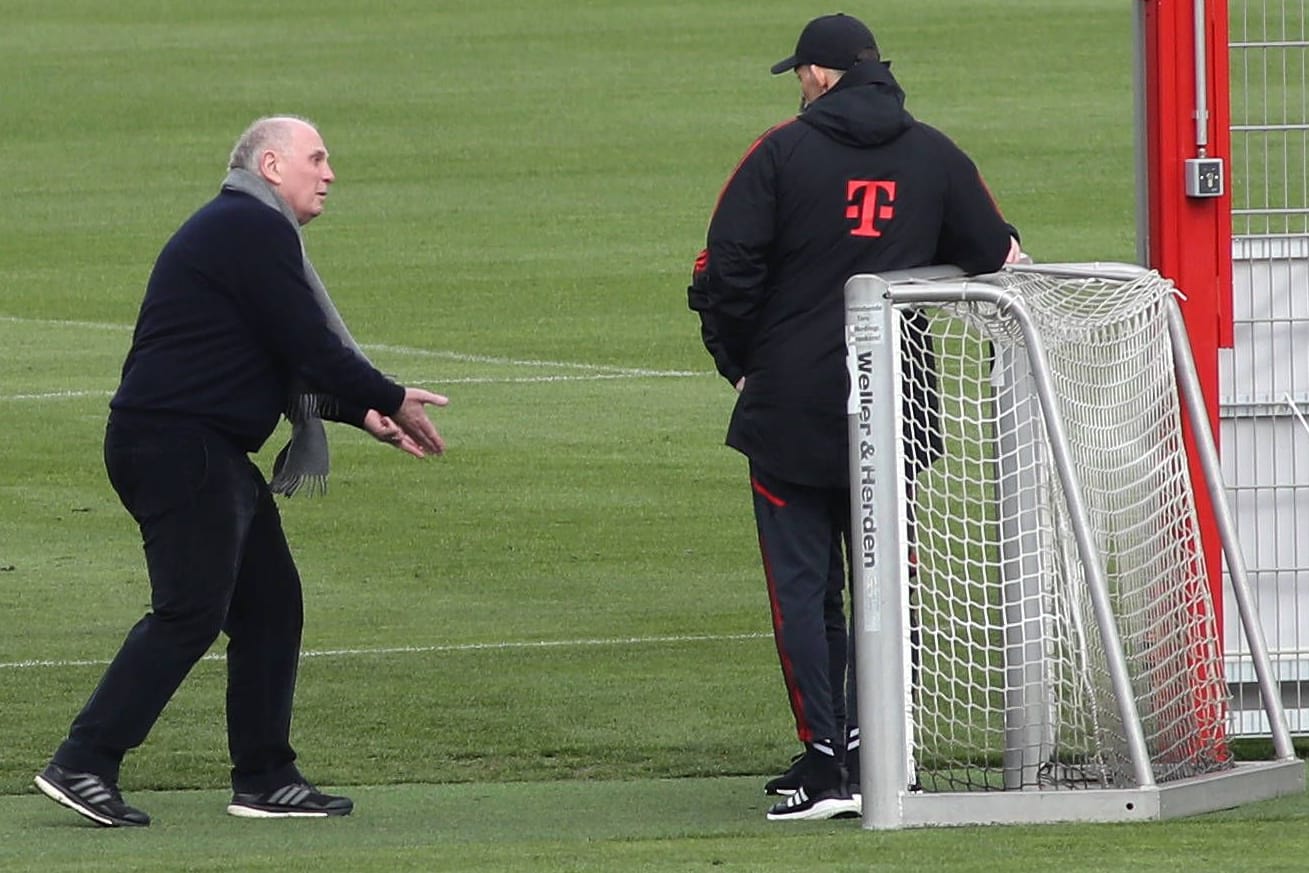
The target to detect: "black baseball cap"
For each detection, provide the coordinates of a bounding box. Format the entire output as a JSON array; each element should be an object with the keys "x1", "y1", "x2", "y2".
[{"x1": 770, "y1": 13, "x2": 879, "y2": 74}]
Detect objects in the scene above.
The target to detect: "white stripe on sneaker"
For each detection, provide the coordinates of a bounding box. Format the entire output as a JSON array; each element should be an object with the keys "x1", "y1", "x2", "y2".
[
  {"x1": 70, "y1": 776, "x2": 112, "y2": 805},
  {"x1": 34, "y1": 775, "x2": 115, "y2": 827},
  {"x1": 268, "y1": 784, "x2": 315, "y2": 807}
]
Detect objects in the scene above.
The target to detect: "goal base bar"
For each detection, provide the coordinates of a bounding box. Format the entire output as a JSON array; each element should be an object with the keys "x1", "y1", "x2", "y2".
[{"x1": 875, "y1": 761, "x2": 1304, "y2": 829}]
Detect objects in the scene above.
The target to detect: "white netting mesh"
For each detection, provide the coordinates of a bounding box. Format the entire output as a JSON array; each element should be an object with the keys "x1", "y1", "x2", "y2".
[{"x1": 899, "y1": 267, "x2": 1232, "y2": 792}]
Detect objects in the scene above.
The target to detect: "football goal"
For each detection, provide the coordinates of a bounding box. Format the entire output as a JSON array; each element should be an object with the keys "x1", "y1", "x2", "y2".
[{"x1": 844, "y1": 262, "x2": 1303, "y2": 829}]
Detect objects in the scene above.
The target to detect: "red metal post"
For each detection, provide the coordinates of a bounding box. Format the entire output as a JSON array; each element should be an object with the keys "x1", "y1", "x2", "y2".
[
  {"x1": 1141, "y1": 0, "x2": 1234, "y2": 753},
  {"x1": 1142, "y1": 0, "x2": 1233, "y2": 617}
]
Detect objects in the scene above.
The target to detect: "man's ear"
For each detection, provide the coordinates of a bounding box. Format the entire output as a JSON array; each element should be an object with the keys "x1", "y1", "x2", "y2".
[{"x1": 257, "y1": 149, "x2": 281, "y2": 185}]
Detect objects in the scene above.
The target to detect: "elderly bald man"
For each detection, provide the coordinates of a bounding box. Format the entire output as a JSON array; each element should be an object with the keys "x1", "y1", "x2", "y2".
[{"x1": 34, "y1": 116, "x2": 447, "y2": 827}]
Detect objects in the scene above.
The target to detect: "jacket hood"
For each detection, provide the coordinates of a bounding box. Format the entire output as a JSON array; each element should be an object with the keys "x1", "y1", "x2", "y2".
[{"x1": 798, "y1": 61, "x2": 913, "y2": 147}]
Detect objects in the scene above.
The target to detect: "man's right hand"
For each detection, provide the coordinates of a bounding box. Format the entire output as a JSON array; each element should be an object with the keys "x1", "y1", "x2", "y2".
[
  {"x1": 1006, "y1": 236, "x2": 1027, "y2": 264},
  {"x1": 390, "y1": 387, "x2": 448, "y2": 457}
]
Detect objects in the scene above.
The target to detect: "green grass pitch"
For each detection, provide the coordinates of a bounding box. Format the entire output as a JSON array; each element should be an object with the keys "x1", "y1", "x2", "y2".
[{"x1": 1, "y1": 0, "x2": 1304, "y2": 870}]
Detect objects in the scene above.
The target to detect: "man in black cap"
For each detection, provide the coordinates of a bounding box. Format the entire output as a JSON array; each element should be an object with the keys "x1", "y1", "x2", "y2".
[{"x1": 688, "y1": 12, "x2": 1020, "y2": 821}]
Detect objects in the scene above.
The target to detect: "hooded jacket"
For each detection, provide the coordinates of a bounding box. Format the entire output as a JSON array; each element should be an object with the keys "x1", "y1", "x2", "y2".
[{"x1": 689, "y1": 61, "x2": 1014, "y2": 488}]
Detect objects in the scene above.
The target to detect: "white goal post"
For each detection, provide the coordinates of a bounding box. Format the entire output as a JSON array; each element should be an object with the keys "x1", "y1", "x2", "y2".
[{"x1": 845, "y1": 262, "x2": 1303, "y2": 829}]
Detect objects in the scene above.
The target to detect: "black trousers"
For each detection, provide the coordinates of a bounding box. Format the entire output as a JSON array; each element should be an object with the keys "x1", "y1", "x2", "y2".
[
  {"x1": 53, "y1": 416, "x2": 305, "y2": 793},
  {"x1": 749, "y1": 462, "x2": 854, "y2": 746}
]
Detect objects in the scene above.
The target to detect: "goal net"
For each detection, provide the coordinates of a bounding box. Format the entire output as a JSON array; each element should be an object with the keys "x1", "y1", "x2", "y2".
[{"x1": 845, "y1": 262, "x2": 1301, "y2": 828}]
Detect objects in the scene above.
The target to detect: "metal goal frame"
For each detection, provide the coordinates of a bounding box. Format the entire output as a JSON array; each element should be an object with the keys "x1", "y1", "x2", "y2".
[{"x1": 846, "y1": 261, "x2": 1303, "y2": 829}]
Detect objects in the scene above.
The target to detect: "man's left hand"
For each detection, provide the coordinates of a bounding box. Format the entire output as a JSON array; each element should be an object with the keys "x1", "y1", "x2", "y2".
[{"x1": 363, "y1": 409, "x2": 425, "y2": 458}]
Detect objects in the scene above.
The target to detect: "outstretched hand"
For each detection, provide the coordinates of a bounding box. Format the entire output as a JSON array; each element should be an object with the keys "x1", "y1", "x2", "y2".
[
  {"x1": 378, "y1": 388, "x2": 448, "y2": 458},
  {"x1": 363, "y1": 410, "x2": 424, "y2": 458}
]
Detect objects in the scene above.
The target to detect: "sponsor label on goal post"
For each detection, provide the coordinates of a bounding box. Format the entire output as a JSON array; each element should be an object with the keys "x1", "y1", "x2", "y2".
[
  {"x1": 845, "y1": 300, "x2": 883, "y2": 631},
  {"x1": 845, "y1": 276, "x2": 915, "y2": 828}
]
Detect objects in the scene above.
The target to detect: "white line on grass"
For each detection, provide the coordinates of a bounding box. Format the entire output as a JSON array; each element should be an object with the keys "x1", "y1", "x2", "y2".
[
  {"x1": 367, "y1": 343, "x2": 698, "y2": 378},
  {"x1": 0, "y1": 365, "x2": 702, "y2": 402},
  {"x1": 0, "y1": 632, "x2": 769, "y2": 671},
  {"x1": 0, "y1": 315, "x2": 131, "y2": 333},
  {"x1": 1, "y1": 389, "x2": 114, "y2": 401},
  {"x1": 427, "y1": 372, "x2": 698, "y2": 385},
  {"x1": 0, "y1": 316, "x2": 705, "y2": 392}
]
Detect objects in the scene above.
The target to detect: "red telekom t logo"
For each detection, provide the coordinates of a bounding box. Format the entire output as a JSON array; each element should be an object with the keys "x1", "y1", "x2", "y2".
[{"x1": 846, "y1": 180, "x2": 896, "y2": 238}]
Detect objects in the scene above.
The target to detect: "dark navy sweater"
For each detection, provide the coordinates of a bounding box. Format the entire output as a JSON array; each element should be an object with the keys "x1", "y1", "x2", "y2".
[{"x1": 110, "y1": 189, "x2": 405, "y2": 453}]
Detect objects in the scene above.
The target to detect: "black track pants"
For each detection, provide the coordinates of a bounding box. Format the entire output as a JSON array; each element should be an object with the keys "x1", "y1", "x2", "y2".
[
  {"x1": 749, "y1": 462, "x2": 854, "y2": 745},
  {"x1": 53, "y1": 417, "x2": 304, "y2": 793}
]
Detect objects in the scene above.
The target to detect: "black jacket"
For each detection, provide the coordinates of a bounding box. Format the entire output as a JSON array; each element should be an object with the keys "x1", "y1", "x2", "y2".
[
  {"x1": 689, "y1": 61, "x2": 1013, "y2": 488},
  {"x1": 111, "y1": 189, "x2": 404, "y2": 452}
]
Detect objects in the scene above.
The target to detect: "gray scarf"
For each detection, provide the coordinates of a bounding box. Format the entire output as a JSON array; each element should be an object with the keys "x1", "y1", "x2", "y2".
[{"x1": 221, "y1": 167, "x2": 371, "y2": 497}]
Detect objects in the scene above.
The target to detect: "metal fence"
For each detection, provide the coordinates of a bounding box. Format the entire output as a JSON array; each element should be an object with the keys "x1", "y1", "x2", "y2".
[{"x1": 1222, "y1": 0, "x2": 1309, "y2": 734}]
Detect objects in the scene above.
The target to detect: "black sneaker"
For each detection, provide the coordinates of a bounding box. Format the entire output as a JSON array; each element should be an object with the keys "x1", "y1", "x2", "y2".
[
  {"x1": 763, "y1": 752, "x2": 806, "y2": 796},
  {"x1": 765, "y1": 784, "x2": 861, "y2": 821},
  {"x1": 34, "y1": 763, "x2": 150, "y2": 828},
  {"x1": 226, "y1": 782, "x2": 353, "y2": 818}
]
